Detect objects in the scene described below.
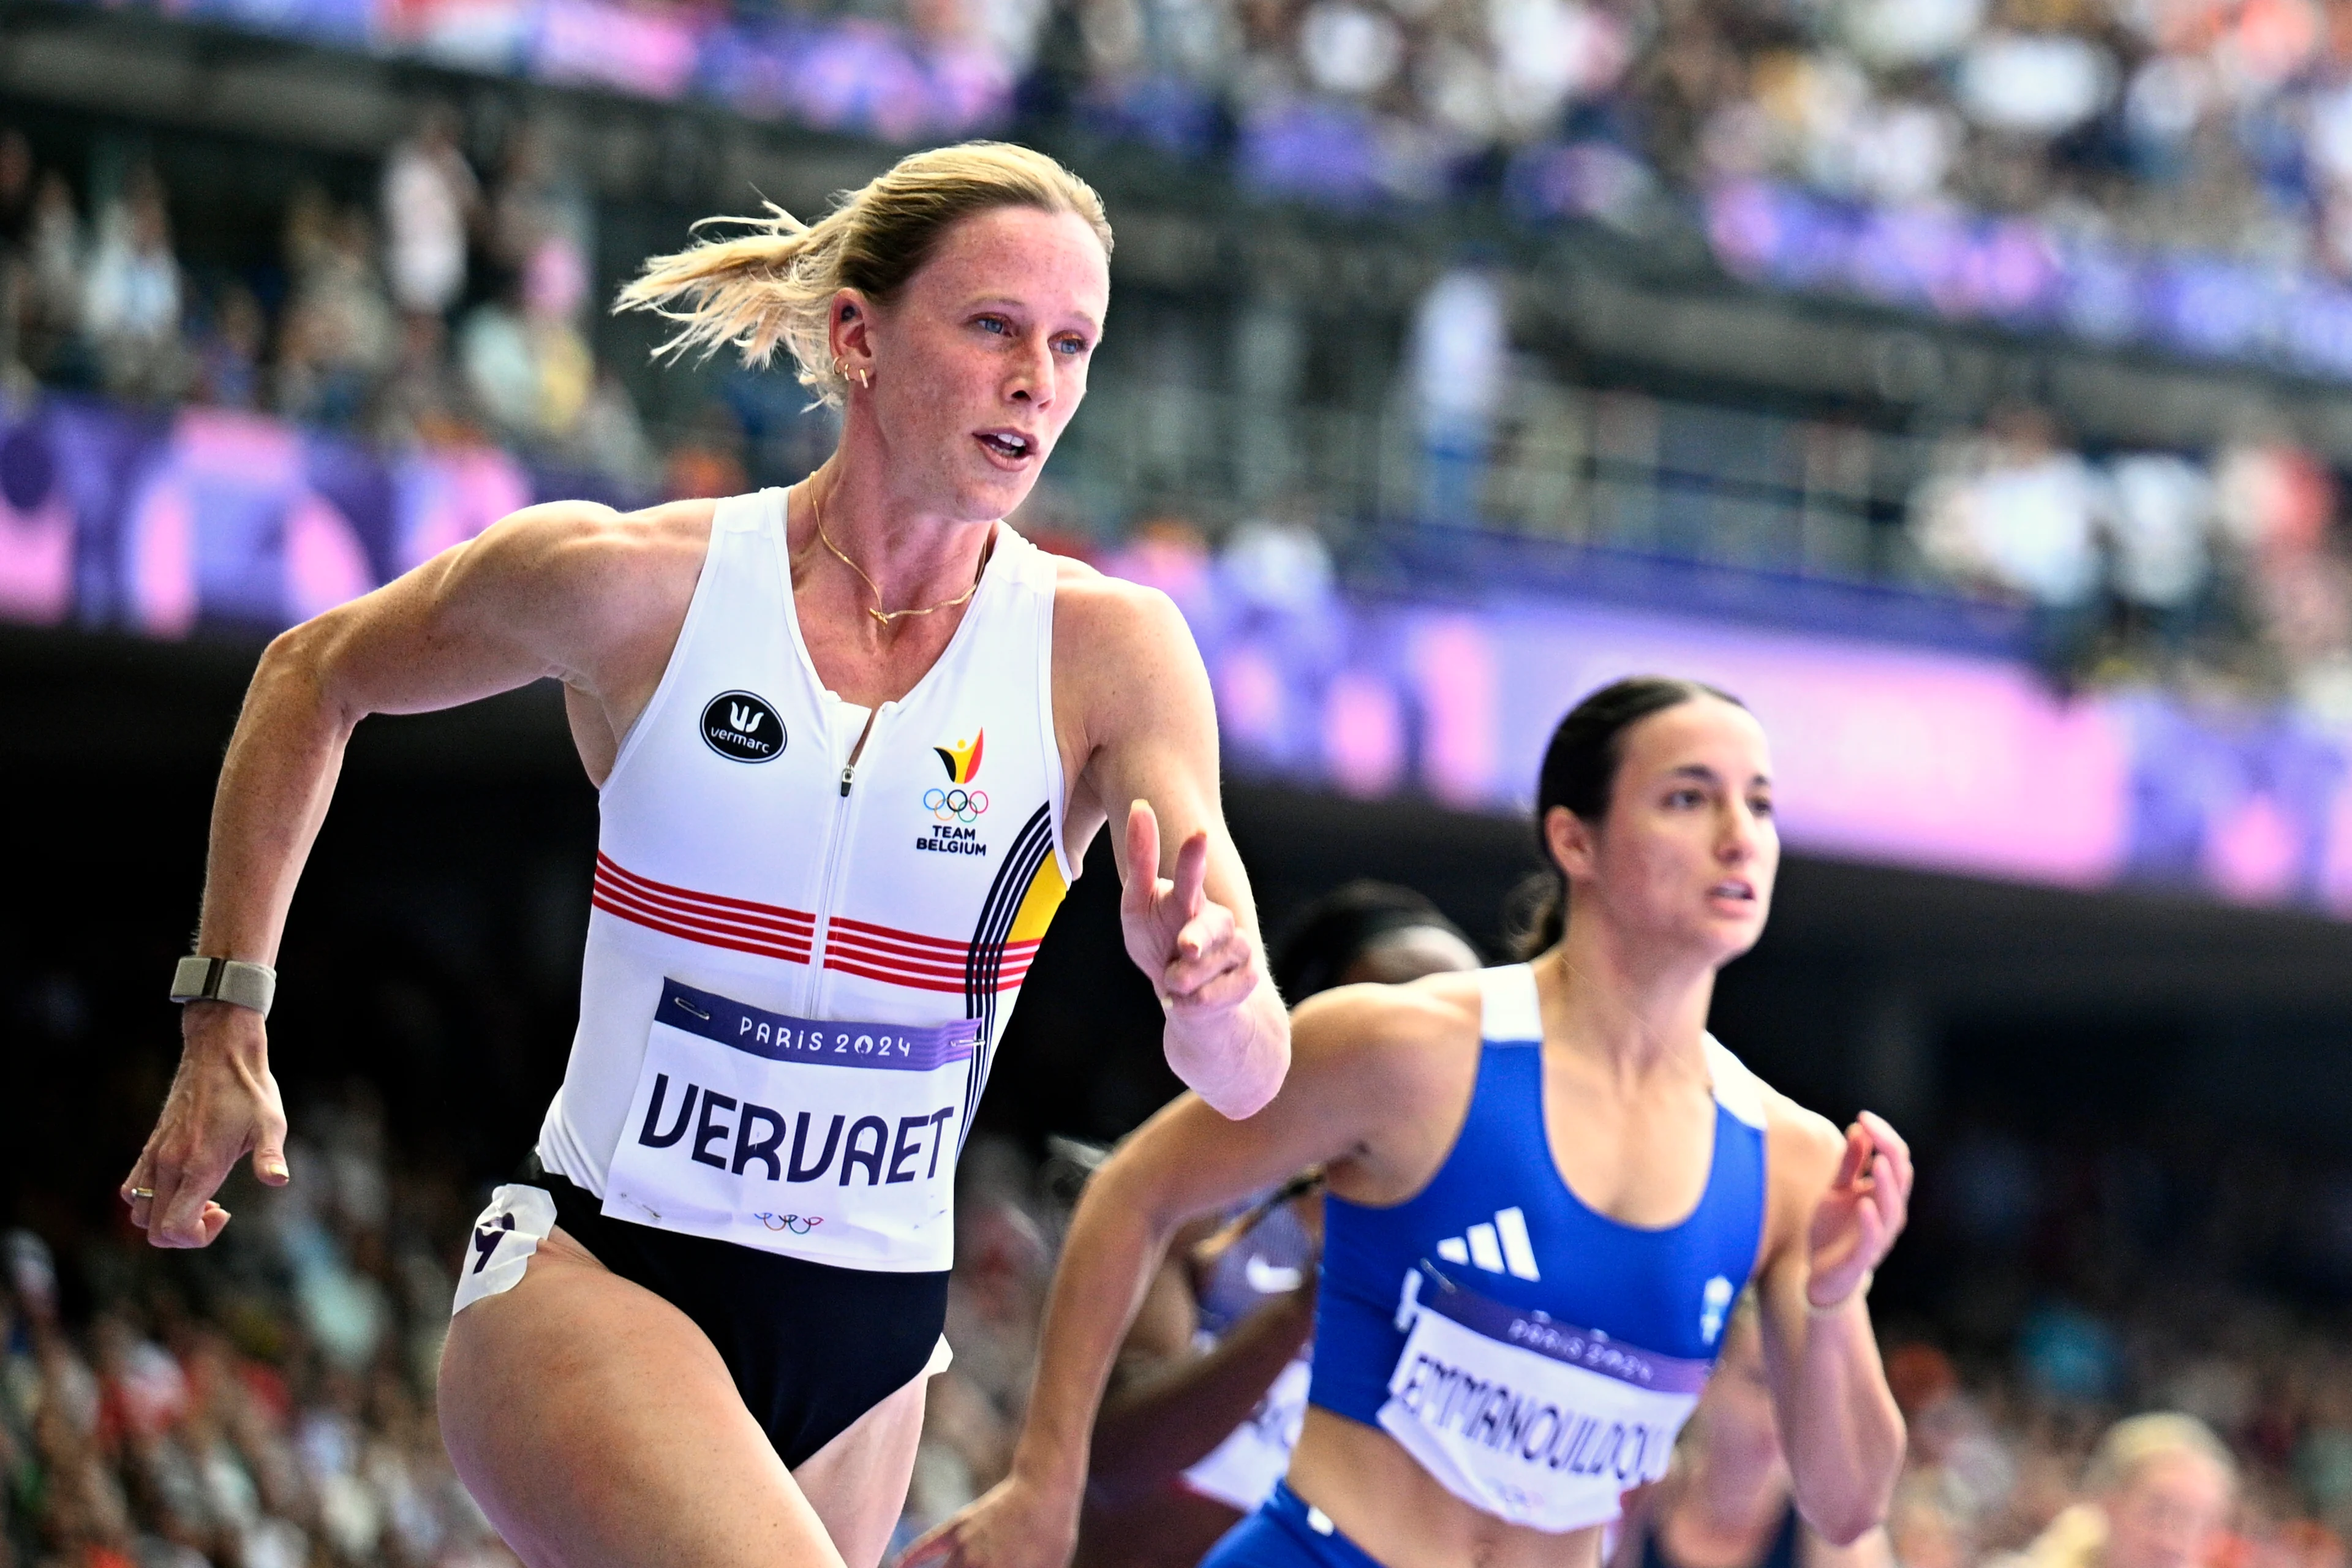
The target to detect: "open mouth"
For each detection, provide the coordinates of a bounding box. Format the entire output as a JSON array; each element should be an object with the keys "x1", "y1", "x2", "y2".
[
  {"x1": 1709, "y1": 880, "x2": 1757, "y2": 903},
  {"x1": 975, "y1": 430, "x2": 1036, "y2": 463}
]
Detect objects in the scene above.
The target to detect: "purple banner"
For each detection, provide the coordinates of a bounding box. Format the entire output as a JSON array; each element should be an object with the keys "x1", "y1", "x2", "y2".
[
  {"x1": 1105, "y1": 537, "x2": 2352, "y2": 916},
  {"x1": 8, "y1": 389, "x2": 2352, "y2": 916},
  {"x1": 1423, "y1": 1277, "x2": 1713, "y2": 1394},
  {"x1": 658, "y1": 979, "x2": 979, "y2": 1071}
]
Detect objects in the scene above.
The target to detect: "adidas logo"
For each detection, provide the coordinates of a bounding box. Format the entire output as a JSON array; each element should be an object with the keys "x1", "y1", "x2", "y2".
[{"x1": 1434, "y1": 1207, "x2": 1540, "y2": 1281}]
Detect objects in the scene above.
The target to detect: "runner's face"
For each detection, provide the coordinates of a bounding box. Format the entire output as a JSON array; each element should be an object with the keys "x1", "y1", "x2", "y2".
[
  {"x1": 1586, "y1": 698, "x2": 1777, "y2": 962},
  {"x1": 2102, "y1": 1453, "x2": 2233, "y2": 1568},
  {"x1": 857, "y1": 206, "x2": 1108, "y2": 522}
]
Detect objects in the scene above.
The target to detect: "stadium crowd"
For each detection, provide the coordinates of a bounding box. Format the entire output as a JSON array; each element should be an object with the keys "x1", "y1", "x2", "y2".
[
  {"x1": 0, "y1": 119, "x2": 685, "y2": 500},
  {"x1": 12, "y1": 1082, "x2": 2352, "y2": 1568},
  {"x1": 6, "y1": 95, "x2": 2352, "y2": 703}
]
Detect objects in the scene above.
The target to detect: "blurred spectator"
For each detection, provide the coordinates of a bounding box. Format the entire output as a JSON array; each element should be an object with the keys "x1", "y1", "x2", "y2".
[
  {"x1": 1912, "y1": 406, "x2": 2104, "y2": 674},
  {"x1": 80, "y1": 165, "x2": 182, "y2": 400},
  {"x1": 278, "y1": 203, "x2": 400, "y2": 427},
  {"x1": 567, "y1": 369, "x2": 658, "y2": 491},
  {"x1": 2106, "y1": 454, "x2": 2215, "y2": 652},
  {"x1": 381, "y1": 106, "x2": 478, "y2": 323},
  {"x1": 454, "y1": 254, "x2": 592, "y2": 449},
  {"x1": 192, "y1": 285, "x2": 268, "y2": 411},
  {"x1": 2217, "y1": 436, "x2": 2352, "y2": 705},
  {"x1": 22, "y1": 170, "x2": 84, "y2": 379},
  {"x1": 1220, "y1": 513, "x2": 1335, "y2": 616},
  {"x1": 375, "y1": 311, "x2": 473, "y2": 448},
  {"x1": 662, "y1": 401, "x2": 750, "y2": 500},
  {"x1": 1409, "y1": 261, "x2": 1508, "y2": 527},
  {"x1": 483, "y1": 123, "x2": 589, "y2": 308},
  {"x1": 2003, "y1": 1415, "x2": 2236, "y2": 1568}
]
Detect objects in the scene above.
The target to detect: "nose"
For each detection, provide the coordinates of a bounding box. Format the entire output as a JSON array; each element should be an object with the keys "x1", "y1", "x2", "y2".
[
  {"x1": 1717, "y1": 800, "x2": 1762, "y2": 864},
  {"x1": 1006, "y1": 333, "x2": 1055, "y2": 408}
]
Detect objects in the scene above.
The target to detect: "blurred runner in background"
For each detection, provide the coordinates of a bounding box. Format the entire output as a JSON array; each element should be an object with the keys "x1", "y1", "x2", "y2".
[{"x1": 1611, "y1": 1292, "x2": 1894, "y2": 1568}]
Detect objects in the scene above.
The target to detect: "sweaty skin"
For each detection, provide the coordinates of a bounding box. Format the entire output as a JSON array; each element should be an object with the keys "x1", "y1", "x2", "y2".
[
  {"x1": 117, "y1": 204, "x2": 1290, "y2": 1568},
  {"x1": 908, "y1": 698, "x2": 1912, "y2": 1568}
]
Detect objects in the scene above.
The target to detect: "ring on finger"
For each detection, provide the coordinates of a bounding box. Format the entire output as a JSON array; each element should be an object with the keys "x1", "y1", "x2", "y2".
[{"x1": 127, "y1": 1188, "x2": 155, "y2": 1200}]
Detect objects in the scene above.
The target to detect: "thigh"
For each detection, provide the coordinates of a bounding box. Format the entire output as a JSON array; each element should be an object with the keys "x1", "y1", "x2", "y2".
[
  {"x1": 789, "y1": 1349, "x2": 934, "y2": 1568},
  {"x1": 439, "y1": 1225, "x2": 845, "y2": 1568}
]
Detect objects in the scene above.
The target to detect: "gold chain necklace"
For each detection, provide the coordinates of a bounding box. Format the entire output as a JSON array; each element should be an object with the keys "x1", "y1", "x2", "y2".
[{"x1": 812, "y1": 486, "x2": 989, "y2": 628}]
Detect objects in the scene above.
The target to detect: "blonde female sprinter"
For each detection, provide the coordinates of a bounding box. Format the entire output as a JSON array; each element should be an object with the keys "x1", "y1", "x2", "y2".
[{"x1": 118, "y1": 143, "x2": 1290, "y2": 1568}]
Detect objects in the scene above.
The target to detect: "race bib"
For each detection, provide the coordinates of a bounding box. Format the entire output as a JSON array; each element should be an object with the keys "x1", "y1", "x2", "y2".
[
  {"x1": 1377, "y1": 1269, "x2": 1710, "y2": 1534},
  {"x1": 601, "y1": 978, "x2": 978, "y2": 1269},
  {"x1": 1180, "y1": 1354, "x2": 1312, "y2": 1512}
]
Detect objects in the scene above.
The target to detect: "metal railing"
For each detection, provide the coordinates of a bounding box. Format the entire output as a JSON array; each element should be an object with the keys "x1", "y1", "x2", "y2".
[{"x1": 1054, "y1": 379, "x2": 1945, "y2": 589}]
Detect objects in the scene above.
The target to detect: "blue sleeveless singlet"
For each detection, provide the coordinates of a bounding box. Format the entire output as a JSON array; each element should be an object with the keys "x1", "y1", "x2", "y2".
[{"x1": 1305, "y1": 963, "x2": 1770, "y2": 1529}]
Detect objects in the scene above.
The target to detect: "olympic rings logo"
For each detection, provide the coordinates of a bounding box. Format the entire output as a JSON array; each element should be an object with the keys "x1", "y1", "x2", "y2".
[{"x1": 925, "y1": 787, "x2": 989, "y2": 823}]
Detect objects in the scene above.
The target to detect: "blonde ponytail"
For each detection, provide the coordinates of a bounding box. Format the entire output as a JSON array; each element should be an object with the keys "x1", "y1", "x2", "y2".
[{"x1": 616, "y1": 141, "x2": 1113, "y2": 407}]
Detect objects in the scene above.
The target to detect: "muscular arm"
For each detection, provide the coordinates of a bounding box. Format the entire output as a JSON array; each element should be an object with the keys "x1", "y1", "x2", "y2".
[
  {"x1": 1057, "y1": 574, "x2": 1289, "y2": 1118},
  {"x1": 1088, "y1": 1268, "x2": 1316, "y2": 1502},
  {"x1": 907, "y1": 987, "x2": 1436, "y2": 1568},
  {"x1": 1755, "y1": 1110, "x2": 1912, "y2": 1545},
  {"x1": 128, "y1": 500, "x2": 707, "y2": 1246}
]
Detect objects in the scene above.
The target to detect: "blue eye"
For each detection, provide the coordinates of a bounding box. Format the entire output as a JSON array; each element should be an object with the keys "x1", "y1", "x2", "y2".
[
  {"x1": 976, "y1": 316, "x2": 1011, "y2": 335},
  {"x1": 1055, "y1": 337, "x2": 1090, "y2": 356}
]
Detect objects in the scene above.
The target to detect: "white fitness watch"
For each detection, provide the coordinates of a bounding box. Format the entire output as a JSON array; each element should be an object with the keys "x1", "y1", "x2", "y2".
[{"x1": 168, "y1": 956, "x2": 277, "y2": 1019}]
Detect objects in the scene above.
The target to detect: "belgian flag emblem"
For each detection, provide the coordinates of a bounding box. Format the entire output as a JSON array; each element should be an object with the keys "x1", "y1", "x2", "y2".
[{"x1": 934, "y1": 731, "x2": 984, "y2": 785}]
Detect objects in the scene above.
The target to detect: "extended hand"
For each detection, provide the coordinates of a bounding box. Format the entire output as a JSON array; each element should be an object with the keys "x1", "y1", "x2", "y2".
[
  {"x1": 897, "y1": 1472, "x2": 1077, "y2": 1568},
  {"x1": 122, "y1": 1004, "x2": 290, "y2": 1248},
  {"x1": 1804, "y1": 1111, "x2": 1911, "y2": 1308},
  {"x1": 1118, "y1": 801, "x2": 1258, "y2": 1018}
]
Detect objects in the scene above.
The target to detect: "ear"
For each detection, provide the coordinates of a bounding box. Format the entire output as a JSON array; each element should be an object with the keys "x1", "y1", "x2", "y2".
[
  {"x1": 826, "y1": 288, "x2": 876, "y2": 379},
  {"x1": 1543, "y1": 804, "x2": 1598, "y2": 884}
]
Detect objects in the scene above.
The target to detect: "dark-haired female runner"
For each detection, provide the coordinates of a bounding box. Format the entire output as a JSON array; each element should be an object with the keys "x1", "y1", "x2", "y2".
[
  {"x1": 1074, "y1": 883, "x2": 1482, "y2": 1568},
  {"x1": 910, "y1": 675, "x2": 1910, "y2": 1568}
]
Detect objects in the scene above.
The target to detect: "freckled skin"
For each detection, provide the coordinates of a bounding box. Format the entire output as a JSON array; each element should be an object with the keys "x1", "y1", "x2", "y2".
[{"x1": 832, "y1": 206, "x2": 1110, "y2": 535}]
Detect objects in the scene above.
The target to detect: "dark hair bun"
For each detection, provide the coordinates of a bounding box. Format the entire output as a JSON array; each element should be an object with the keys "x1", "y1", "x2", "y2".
[{"x1": 1270, "y1": 880, "x2": 1473, "y2": 1003}]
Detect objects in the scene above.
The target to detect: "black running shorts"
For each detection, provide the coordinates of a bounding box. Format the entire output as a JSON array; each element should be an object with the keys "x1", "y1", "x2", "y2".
[{"x1": 525, "y1": 1159, "x2": 950, "y2": 1468}]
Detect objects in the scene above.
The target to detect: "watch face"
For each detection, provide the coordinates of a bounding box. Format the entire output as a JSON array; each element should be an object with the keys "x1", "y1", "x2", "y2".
[{"x1": 701, "y1": 691, "x2": 786, "y2": 763}]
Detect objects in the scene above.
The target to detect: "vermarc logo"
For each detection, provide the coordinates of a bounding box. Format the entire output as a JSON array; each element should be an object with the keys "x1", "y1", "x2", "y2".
[{"x1": 701, "y1": 691, "x2": 785, "y2": 763}]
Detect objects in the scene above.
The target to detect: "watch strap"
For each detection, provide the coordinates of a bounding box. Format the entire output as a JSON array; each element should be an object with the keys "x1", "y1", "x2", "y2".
[{"x1": 169, "y1": 956, "x2": 276, "y2": 1018}]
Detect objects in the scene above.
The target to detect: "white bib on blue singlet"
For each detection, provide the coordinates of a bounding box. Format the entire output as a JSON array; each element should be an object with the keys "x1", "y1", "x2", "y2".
[{"x1": 1378, "y1": 1268, "x2": 1711, "y2": 1532}]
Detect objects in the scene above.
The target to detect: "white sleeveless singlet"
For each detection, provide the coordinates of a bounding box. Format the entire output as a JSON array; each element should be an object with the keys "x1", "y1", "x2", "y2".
[{"x1": 535, "y1": 488, "x2": 1075, "y2": 1273}]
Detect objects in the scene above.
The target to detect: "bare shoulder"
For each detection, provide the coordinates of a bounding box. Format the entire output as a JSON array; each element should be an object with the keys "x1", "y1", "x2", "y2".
[
  {"x1": 463, "y1": 497, "x2": 713, "y2": 585},
  {"x1": 1048, "y1": 556, "x2": 1192, "y2": 660},
  {"x1": 437, "y1": 497, "x2": 714, "y2": 652},
  {"x1": 1762, "y1": 1088, "x2": 1845, "y2": 1193},
  {"x1": 1295, "y1": 971, "x2": 1485, "y2": 1200}
]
